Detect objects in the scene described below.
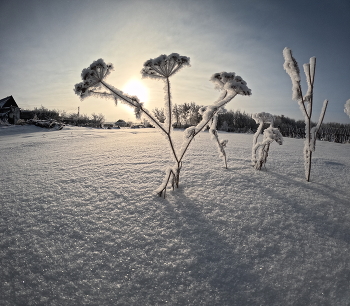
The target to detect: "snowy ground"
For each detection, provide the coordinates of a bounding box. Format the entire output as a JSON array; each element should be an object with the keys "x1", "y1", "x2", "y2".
[{"x1": 1, "y1": 125, "x2": 349, "y2": 306}]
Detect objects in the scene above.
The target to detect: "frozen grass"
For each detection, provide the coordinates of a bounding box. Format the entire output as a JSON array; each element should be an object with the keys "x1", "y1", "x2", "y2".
[{"x1": 1, "y1": 125, "x2": 350, "y2": 305}]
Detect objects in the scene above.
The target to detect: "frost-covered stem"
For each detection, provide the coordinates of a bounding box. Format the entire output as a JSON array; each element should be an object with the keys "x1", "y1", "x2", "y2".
[
  {"x1": 294, "y1": 70, "x2": 312, "y2": 181},
  {"x1": 157, "y1": 90, "x2": 236, "y2": 197},
  {"x1": 261, "y1": 143, "x2": 271, "y2": 169},
  {"x1": 102, "y1": 79, "x2": 181, "y2": 168},
  {"x1": 101, "y1": 80, "x2": 180, "y2": 164},
  {"x1": 179, "y1": 111, "x2": 213, "y2": 162},
  {"x1": 179, "y1": 91, "x2": 237, "y2": 162},
  {"x1": 314, "y1": 100, "x2": 328, "y2": 133},
  {"x1": 252, "y1": 122, "x2": 263, "y2": 164},
  {"x1": 158, "y1": 170, "x2": 173, "y2": 198},
  {"x1": 306, "y1": 99, "x2": 328, "y2": 181},
  {"x1": 306, "y1": 151, "x2": 312, "y2": 182},
  {"x1": 299, "y1": 59, "x2": 317, "y2": 182},
  {"x1": 297, "y1": 85, "x2": 309, "y2": 119},
  {"x1": 163, "y1": 77, "x2": 180, "y2": 164},
  {"x1": 167, "y1": 135, "x2": 179, "y2": 163},
  {"x1": 252, "y1": 143, "x2": 259, "y2": 167},
  {"x1": 101, "y1": 81, "x2": 165, "y2": 133},
  {"x1": 212, "y1": 130, "x2": 227, "y2": 168},
  {"x1": 254, "y1": 141, "x2": 271, "y2": 170},
  {"x1": 156, "y1": 162, "x2": 182, "y2": 197},
  {"x1": 166, "y1": 77, "x2": 172, "y2": 134},
  {"x1": 253, "y1": 122, "x2": 264, "y2": 144},
  {"x1": 174, "y1": 162, "x2": 182, "y2": 188}
]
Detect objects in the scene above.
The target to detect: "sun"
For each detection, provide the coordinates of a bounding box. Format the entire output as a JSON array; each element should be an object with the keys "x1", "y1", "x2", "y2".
[{"x1": 122, "y1": 79, "x2": 149, "y2": 102}]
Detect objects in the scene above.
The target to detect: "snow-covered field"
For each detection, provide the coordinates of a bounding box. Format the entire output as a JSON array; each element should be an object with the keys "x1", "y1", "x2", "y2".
[{"x1": 1, "y1": 125, "x2": 349, "y2": 306}]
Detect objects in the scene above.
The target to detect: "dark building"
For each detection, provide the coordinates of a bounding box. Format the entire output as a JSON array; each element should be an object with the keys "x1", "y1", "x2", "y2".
[{"x1": 0, "y1": 96, "x2": 20, "y2": 124}]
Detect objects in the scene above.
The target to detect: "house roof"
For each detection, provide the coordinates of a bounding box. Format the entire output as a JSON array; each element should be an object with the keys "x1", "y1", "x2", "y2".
[{"x1": 0, "y1": 96, "x2": 18, "y2": 109}]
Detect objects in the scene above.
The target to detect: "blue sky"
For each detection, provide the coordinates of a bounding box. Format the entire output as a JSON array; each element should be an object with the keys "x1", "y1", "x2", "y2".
[{"x1": 1, "y1": 0, "x2": 350, "y2": 123}]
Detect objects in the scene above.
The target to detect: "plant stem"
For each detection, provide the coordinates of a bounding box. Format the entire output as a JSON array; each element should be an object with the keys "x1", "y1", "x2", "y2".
[
  {"x1": 166, "y1": 77, "x2": 172, "y2": 134},
  {"x1": 307, "y1": 150, "x2": 312, "y2": 182}
]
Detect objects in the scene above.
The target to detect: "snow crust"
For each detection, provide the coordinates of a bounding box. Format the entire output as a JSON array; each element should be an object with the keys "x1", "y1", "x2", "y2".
[{"x1": 1, "y1": 125, "x2": 350, "y2": 305}]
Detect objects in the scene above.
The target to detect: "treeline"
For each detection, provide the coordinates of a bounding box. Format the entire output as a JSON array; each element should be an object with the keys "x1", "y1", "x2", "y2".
[
  {"x1": 21, "y1": 106, "x2": 105, "y2": 128},
  {"x1": 153, "y1": 102, "x2": 202, "y2": 128},
  {"x1": 153, "y1": 103, "x2": 258, "y2": 132},
  {"x1": 274, "y1": 115, "x2": 350, "y2": 143},
  {"x1": 152, "y1": 103, "x2": 350, "y2": 143}
]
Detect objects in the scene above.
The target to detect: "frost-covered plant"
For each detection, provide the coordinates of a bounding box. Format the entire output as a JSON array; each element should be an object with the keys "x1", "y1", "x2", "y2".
[
  {"x1": 283, "y1": 48, "x2": 328, "y2": 181},
  {"x1": 344, "y1": 100, "x2": 350, "y2": 118},
  {"x1": 206, "y1": 108, "x2": 228, "y2": 168},
  {"x1": 251, "y1": 112, "x2": 283, "y2": 170},
  {"x1": 253, "y1": 127, "x2": 283, "y2": 170},
  {"x1": 74, "y1": 55, "x2": 251, "y2": 197}
]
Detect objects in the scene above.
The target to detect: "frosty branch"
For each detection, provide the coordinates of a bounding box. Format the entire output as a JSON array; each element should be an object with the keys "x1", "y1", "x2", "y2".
[
  {"x1": 283, "y1": 48, "x2": 328, "y2": 181},
  {"x1": 74, "y1": 55, "x2": 251, "y2": 197}
]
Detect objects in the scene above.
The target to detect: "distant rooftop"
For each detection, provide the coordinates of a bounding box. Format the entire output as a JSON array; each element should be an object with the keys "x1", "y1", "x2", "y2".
[{"x1": 0, "y1": 96, "x2": 18, "y2": 109}]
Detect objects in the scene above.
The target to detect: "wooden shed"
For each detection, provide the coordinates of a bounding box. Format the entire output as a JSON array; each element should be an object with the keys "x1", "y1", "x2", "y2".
[{"x1": 0, "y1": 96, "x2": 20, "y2": 124}]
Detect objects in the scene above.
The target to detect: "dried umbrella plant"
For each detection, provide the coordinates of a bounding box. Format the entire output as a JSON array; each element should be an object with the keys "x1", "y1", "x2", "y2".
[
  {"x1": 74, "y1": 54, "x2": 251, "y2": 197},
  {"x1": 283, "y1": 48, "x2": 328, "y2": 181}
]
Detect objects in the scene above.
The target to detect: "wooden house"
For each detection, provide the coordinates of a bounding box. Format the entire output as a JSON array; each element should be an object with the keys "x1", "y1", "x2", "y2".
[{"x1": 0, "y1": 96, "x2": 20, "y2": 124}]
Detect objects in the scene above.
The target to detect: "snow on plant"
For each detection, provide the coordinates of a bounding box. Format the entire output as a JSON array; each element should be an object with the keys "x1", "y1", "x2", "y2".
[
  {"x1": 251, "y1": 112, "x2": 283, "y2": 170},
  {"x1": 254, "y1": 127, "x2": 283, "y2": 170},
  {"x1": 344, "y1": 100, "x2": 350, "y2": 118},
  {"x1": 207, "y1": 108, "x2": 228, "y2": 168},
  {"x1": 283, "y1": 48, "x2": 328, "y2": 182},
  {"x1": 74, "y1": 55, "x2": 251, "y2": 197}
]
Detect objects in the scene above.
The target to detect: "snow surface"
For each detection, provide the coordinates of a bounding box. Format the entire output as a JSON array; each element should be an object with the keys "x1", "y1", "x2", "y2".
[{"x1": 1, "y1": 125, "x2": 350, "y2": 306}]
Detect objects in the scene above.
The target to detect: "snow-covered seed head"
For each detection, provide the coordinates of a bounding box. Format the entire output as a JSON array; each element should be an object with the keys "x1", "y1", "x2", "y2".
[
  {"x1": 344, "y1": 99, "x2": 350, "y2": 118},
  {"x1": 252, "y1": 112, "x2": 274, "y2": 125},
  {"x1": 141, "y1": 53, "x2": 190, "y2": 79},
  {"x1": 74, "y1": 59, "x2": 114, "y2": 99},
  {"x1": 264, "y1": 127, "x2": 283, "y2": 145},
  {"x1": 283, "y1": 47, "x2": 302, "y2": 101},
  {"x1": 283, "y1": 48, "x2": 300, "y2": 78},
  {"x1": 210, "y1": 72, "x2": 251, "y2": 96}
]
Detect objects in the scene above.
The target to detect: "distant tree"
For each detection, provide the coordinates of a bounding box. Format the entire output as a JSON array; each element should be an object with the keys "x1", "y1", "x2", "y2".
[
  {"x1": 91, "y1": 113, "x2": 105, "y2": 127},
  {"x1": 219, "y1": 120, "x2": 229, "y2": 131},
  {"x1": 25, "y1": 106, "x2": 60, "y2": 120},
  {"x1": 180, "y1": 102, "x2": 191, "y2": 127},
  {"x1": 152, "y1": 107, "x2": 166, "y2": 123},
  {"x1": 172, "y1": 104, "x2": 181, "y2": 127}
]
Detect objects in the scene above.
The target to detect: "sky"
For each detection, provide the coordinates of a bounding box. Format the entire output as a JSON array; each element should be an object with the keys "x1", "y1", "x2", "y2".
[{"x1": 1, "y1": 0, "x2": 350, "y2": 123}]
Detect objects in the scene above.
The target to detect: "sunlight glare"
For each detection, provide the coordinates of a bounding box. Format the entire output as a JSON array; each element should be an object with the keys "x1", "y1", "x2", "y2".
[{"x1": 123, "y1": 79, "x2": 149, "y2": 102}]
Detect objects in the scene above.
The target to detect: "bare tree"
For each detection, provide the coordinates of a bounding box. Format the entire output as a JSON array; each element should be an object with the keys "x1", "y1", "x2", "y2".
[{"x1": 152, "y1": 107, "x2": 165, "y2": 123}]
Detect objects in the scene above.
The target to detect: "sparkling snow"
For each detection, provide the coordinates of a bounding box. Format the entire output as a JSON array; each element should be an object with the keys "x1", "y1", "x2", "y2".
[{"x1": 1, "y1": 125, "x2": 349, "y2": 305}]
